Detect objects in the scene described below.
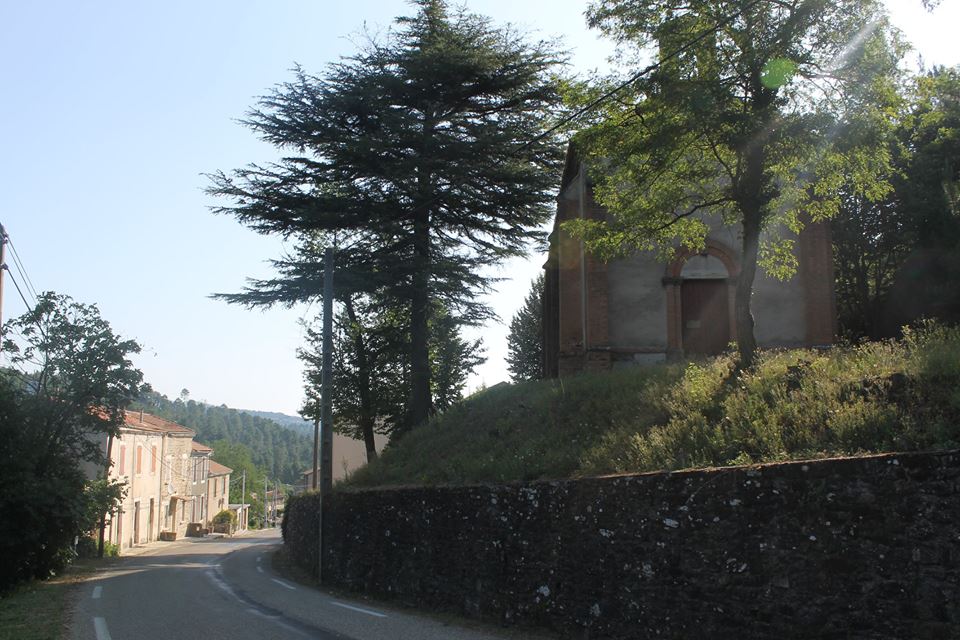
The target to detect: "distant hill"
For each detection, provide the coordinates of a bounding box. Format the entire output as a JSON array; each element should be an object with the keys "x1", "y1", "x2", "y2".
[
  {"x1": 239, "y1": 409, "x2": 313, "y2": 436},
  {"x1": 131, "y1": 391, "x2": 313, "y2": 484}
]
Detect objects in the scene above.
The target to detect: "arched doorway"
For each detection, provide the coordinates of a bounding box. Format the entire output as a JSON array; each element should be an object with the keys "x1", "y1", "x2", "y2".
[
  {"x1": 680, "y1": 255, "x2": 730, "y2": 355},
  {"x1": 664, "y1": 241, "x2": 740, "y2": 357}
]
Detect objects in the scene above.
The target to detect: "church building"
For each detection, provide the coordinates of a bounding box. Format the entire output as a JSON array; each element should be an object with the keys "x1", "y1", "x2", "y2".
[{"x1": 542, "y1": 150, "x2": 836, "y2": 377}]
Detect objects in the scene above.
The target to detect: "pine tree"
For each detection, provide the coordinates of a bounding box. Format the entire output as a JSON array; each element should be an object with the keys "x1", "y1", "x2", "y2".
[
  {"x1": 208, "y1": 0, "x2": 565, "y2": 434},
  {"x1": 506, "y1": 274, "x2": 544, "y2": 382}
]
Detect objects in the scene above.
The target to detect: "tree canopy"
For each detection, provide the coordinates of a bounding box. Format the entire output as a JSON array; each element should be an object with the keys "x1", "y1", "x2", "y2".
[
  {"x1": 208, "y1": 0, "x2": 566, "y2": 432},
  {"x1": 567, "y1": 0, "x2": 903, "y2": 365},
  {"x1": 506, "y1": 274, "x2": 545, "y2": 382},
  {"x1": 1, "y1": 293, "x2": 142, "y2": 588}
]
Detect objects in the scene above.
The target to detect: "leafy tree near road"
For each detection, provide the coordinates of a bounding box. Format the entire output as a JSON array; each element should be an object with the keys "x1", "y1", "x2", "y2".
[
  {"x1": 208, "y1": 0, "x2": 565, "y2": 434},
  {"x1": 506, "y1": 274, "x2": 545, "y2": 382},
  {"x1": 566, "y1": 0, "x2": 903, "y2": 366},
  {"x1": 0, "y1": 293, "x2": 143, "y2": 588}
]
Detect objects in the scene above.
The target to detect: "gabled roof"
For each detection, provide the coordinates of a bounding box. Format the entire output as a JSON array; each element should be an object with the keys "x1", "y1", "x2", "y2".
[
  {"x1": 191, "y1": 441, "x2": 213, "y2": 454},
  {"x1": 209, "y1": 461, "x2": 233, "y2": 476},
  {"x1": 123, "y1": 410, "x2": 195, "y2": 436}
]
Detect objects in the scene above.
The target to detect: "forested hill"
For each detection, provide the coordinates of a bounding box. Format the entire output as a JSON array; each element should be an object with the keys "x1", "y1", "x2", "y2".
[
  {"x1": 131, "y1": 391, "x2": 312, "y2": 483},
  {"x1": 238, "y1": 409, "x2": 313, "y2": 436}
]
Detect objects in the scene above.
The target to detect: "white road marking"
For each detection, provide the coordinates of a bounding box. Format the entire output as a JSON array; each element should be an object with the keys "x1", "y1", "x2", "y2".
[
  {"x1": 92, "y1": 586, "x2": 102, "y2": 599},
  {"x1": 93, "y1": 617, "x2": 112, "y2": 640},
  {"x1": 330, "y1": 601, "x2": 388, "y2": 618},
  {"x1": 271, "y1": 578, "x2": 296, "y2": 590},
  {"x1": 257, "y1": 566, "x2": 264, "y2": 573},
  {"x1": 256, "y1": 556, "x2": 262, "y2": 563}
]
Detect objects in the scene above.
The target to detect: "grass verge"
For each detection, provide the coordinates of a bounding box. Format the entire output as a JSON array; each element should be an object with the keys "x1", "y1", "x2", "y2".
[
  {"x1": 346, "y1": 321, "x2": 960, "y2": 488},
  {"x1": 0, "y1": 558, "x2": 104, "y2": 640}
]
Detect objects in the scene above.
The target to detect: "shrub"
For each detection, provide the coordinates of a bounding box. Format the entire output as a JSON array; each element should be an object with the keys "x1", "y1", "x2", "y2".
[{"x1": 212, "y1": 510, "x2": 236, "y2": 526}]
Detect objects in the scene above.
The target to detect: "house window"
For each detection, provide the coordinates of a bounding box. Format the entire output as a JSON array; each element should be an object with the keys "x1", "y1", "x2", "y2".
[
  {"x1": 151, "y1": 446, "x2": 157, "y2": 473},
  {"x1": 119, "y1": 445, "x2": 126, "y2": 475},
  {"x1": 213, "y1": 479, "x2": 218, "y2": 497},
  {"x1": 136, "y1": 446, "x2": 143, "y2": 475}
]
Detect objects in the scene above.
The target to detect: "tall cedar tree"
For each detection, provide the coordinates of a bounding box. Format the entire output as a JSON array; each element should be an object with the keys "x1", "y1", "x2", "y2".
[
  {"x1": 506, "y1": 274, "x2": 544, "y2": 382},
  {"x1": 208, "y1": 1, "x2": 565, "y2": 433},
  {"x1": 566, "y1": 0, "x2": 902, "y2": 366}
]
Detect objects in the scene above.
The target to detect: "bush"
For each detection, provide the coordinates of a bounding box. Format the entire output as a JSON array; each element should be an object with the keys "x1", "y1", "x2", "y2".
[{"x1": 212, "y1": 509, "x2": 236, "y2": 526}]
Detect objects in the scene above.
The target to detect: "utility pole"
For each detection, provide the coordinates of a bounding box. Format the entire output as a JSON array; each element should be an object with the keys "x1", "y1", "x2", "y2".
[
  {"x1": 241, "y1": 469, "x2": 246, "y2": 531},
  {"x1": 318, "y1": 245, "x2": 334, "y2": 583},
  {"x1": 311, "y1": 415, "x2": 319, "y2": 490},
  {"x1": 320, "y1": 246, "x2": 334, "y2": 495},
  {"x1": 264, "y1": 476, "x2": 268, "y2": 528}
]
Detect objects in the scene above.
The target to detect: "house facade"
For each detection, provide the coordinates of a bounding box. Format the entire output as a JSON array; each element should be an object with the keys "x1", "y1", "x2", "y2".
[
  {"x1": 543, "y1": 155, "x2": 836, "y2": 376},
  {"x1": 206, "y1": 460, "x2": 232, "y2": 521},
  {"x1": 90, "y1": 410, "x2": 233, "y2": 552}
]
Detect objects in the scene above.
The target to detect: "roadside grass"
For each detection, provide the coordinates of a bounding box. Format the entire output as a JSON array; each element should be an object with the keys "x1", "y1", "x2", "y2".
[
  {"x1": 345, "y1": 322, "x2": 960, "y2": 488},
  {"x1": 347, "y1": 361, "x2": 685, "y2": 487},
  {"x1": 0, "y1": 558, "x2": 104, "y2": 640}
]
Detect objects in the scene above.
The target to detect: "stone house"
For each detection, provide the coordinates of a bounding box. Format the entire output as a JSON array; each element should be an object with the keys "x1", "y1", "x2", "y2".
[
  {"x1": 87, "y1": 410, "x2": 231, "y2": 552},
  {"x1": 189, "y1": 441, "x2": 212, "y2": 527},
  {"x1": 206, "y1": 460, "x2": 232, "y2": 521},
  {"x1": 542, "y1": 154, "x2": 836, "y2": 376}
]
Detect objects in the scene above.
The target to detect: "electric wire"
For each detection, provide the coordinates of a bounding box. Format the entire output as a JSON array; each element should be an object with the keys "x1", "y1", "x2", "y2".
[
  {"x1": 516, "y1": 0, "x2": 764, "y2": 153},
  {"x1": 7, "y1": 237, "x2": 39, "y2": 304}
]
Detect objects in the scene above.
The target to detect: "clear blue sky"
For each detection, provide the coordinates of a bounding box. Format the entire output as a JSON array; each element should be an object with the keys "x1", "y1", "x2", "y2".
[{"x1": 1, "y1": 1, "x2": 956, "y2": 415}]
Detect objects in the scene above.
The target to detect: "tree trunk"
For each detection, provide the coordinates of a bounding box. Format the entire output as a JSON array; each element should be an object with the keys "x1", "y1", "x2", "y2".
[
  {"x1": 408, "y1": 214, "x2": 432, "y2": 430},
  {"x1": 344, "y1": 298, "x2": 378, "y2": 462},
  {"x1": 736, "y1": 212, "x2": 761, "y2": 368}
]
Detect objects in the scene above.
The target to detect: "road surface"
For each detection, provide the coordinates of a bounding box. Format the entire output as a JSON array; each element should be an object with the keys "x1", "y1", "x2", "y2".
[{"x1": 70, "y1": 529, "x2": 531, "y2": 640}]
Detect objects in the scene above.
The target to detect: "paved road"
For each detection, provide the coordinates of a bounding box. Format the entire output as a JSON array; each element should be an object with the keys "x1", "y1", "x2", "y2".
[{"x1": 70, "y1": 529, "x2": 526, "y2": 640}]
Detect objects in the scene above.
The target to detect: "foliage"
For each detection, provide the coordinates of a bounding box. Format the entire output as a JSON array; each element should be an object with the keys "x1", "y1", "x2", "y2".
[
  {"x1": 833, "y1": 65, "x2": 960, "y2": 338},
  {"x1": 212, "y1": 509, "x2": 237, "y2": 526},
  {"x1": 2, "y1": 292, "x2": 144, "y2": 466},
  {"x1": 506, "y1": 274, "x2": 545, "y2": 382},
  {"x1": 207, "y1": 439, "x2": 266, "y2": 504},
  {"x1": 345, "y1": 323, "x2": 960, "y2": 487},
  {"x1": 207, "y1": 0, "x2": 565, "y2": 432},
  {"x1": 131, "y1": 390, "x2": 311, "y2": 483},
  {"x1": 0, "y1": 294, "x2": 143, "y2": 591},
  {"x1": 566, "y1": 0, "x2": 902, "y2": 365},
  {"x1": 299, "y1": 298, "x2": 483, "y2": 457}
]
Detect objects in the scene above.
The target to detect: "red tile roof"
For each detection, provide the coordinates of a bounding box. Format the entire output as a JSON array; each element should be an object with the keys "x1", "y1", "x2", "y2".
[
  {"x1": 209, "y1": 461, "x2": 233, "y2": 476},
  {"x1": 191, "y1": 441, "x2": 213, "y2": 453},
  {"x1": 123, "y1": 410, "x2": 195, "y2": 436}
]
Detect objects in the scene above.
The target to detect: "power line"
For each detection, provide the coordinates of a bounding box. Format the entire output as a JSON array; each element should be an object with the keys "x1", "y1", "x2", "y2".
[
  {"x1": 518, "y1": 0, "x2": 764, "y2": 153},
  {"x1": 6, "y1": 237, "x2": 38, "y2": 303},
  {"x1": 4, "y1": 267, "x2": 34, "y2": 317}
]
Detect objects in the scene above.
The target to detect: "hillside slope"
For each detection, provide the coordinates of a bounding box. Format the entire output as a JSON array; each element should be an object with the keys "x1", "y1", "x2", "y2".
[
  {"x1": 132, "y1": 392, "x2": 313, "y2": 483},
  {"x1": 346, "y1": 323, "x2": 960, "y2": 488}
]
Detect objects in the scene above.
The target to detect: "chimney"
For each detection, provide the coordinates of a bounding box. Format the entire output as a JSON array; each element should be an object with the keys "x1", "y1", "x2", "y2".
[{"x1": 139, "y1": 409, "x2": 144, "y2": 423}]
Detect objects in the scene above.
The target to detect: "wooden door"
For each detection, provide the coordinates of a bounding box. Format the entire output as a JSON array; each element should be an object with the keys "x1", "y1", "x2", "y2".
[{"x1": 681, "y1": 279, "x2": 730, "y2": 355}]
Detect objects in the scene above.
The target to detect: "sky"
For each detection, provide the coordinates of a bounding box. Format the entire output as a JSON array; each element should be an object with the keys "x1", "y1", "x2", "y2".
[{"x1": 1, "y1": 1, "x2": 957, "y2": 416}]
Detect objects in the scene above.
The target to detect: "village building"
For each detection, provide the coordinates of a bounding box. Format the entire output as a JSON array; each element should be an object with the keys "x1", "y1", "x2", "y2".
[
  {"x1": 543, "y1": 154, "x2": 836, "y2": 376},
  {"x1": 86, "y1": 410, "x2": 242, "y2": 552},
  {"x1": 206, "y1": 460, "x2": 232, "y2": 521},
  {"x1": 189, "y1": 441, "x2": 213, "y2": 531}
]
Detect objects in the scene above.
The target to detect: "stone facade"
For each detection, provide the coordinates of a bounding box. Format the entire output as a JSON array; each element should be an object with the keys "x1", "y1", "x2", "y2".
[
  {"x1": 288, "y1": 450, "x2": 960, "y2": 640},
  {"x1": 543, "y1": 151, "x2": 837, "y2": 377}
]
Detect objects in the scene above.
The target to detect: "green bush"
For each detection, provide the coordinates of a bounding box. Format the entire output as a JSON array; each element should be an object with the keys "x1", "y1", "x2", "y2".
[{"x1": 212, "y1": 510, "x2": 237, "y2": 526}]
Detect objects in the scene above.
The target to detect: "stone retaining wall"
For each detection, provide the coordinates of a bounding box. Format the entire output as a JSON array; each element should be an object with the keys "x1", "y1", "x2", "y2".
[{"x1": 284, "y1": 451, "x2": 960, "y2": 639}]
